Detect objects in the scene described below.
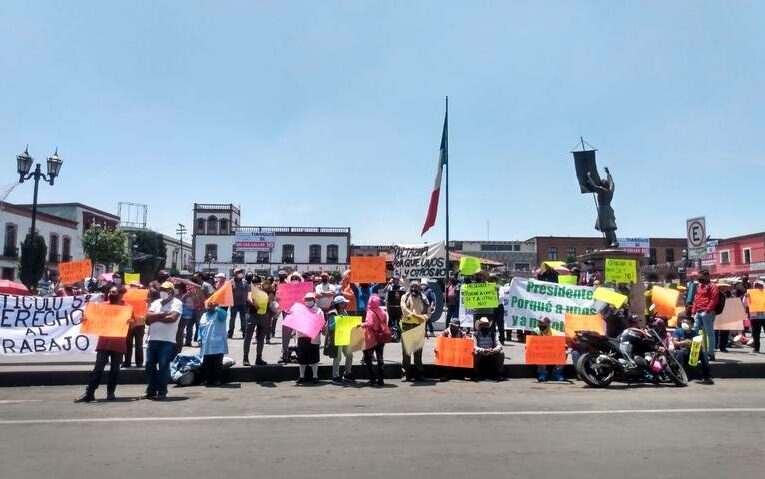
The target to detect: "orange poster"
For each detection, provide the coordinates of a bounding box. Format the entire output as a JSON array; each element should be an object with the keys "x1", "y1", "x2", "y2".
[
  {"x1": 205, "y1": 281, "x2": 234, "y2": 307},
  {"x1": 123, "y1": 289, "x2": 149, "y2": 319},
  {"x1": 350, "y1": 256, "x2": 387, "y2": 283},
  {"x1": 651, "y1": 286, "x2": 680, "y2": 319},
  {"x1": 525, "y1": 336, "x2": 566, "y2": 365},
  {"x1": 58, "y1": 259, "x2": 92, "y2": 285},
  {"x1": 748, "y1": 289, "x2": 765, "y2": 313},
  {"x1": 564, "y1": 313, "x2": 605, "y2": 338},
  {"x1": 81, "y1": 303, "x2": 133, "y2": 337},
  {"x1": 434, "y1": 336, "x2": 474, "y2": 368}
]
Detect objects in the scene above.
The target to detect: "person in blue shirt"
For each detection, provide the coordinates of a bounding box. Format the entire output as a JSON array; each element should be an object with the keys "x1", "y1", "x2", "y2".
[
  {"x1": 198, "y1": 301, "x2": 229, "y2": 386},
  {"x1": 673, "y1": 315, "x2": 713, "y2": 385}
]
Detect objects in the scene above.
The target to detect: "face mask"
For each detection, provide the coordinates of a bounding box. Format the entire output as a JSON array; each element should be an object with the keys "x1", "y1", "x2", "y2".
[
  {"x1": 450, "y1": 326, "x2": 460, "y2": 334},
  {"x1": 160, "y1": 292, "x2": 170, "y2": 301},
  {"x1": 305, "y1": 301, "x2": 316, "y2": 308},
  {"x1": 681, "y1": 322, "x2": 691, "y2": 332},
  {"x1": 236, "y1": 274, "x2": 243, "y2": 280},
  {"x1": 113, "y1": 279, "x2": 122, "y2": 286}
]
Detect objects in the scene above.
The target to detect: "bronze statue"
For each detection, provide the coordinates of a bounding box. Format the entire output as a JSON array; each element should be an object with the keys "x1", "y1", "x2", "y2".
[{"x1": 587, "y1": 167, "x2": 618, "y2": 248}]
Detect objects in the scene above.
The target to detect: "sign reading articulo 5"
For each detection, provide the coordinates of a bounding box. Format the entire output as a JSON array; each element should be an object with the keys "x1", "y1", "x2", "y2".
[
  {"x1": 393, "y1": 241, "x2": 447, "y2": 279},
  {"x1": 503, "y1": 278, "x2": 599, "y2": 332}
]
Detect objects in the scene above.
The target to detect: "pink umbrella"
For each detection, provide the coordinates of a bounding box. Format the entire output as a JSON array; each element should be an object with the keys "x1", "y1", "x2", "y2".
[{"x1": 0, "y1": 279, "x2": 31, "y2": 296}]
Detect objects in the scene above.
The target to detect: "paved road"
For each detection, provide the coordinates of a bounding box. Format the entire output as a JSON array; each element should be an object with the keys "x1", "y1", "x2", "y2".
[{"x1": 1, "y1": 379, "x2": 764, "y2": 478}]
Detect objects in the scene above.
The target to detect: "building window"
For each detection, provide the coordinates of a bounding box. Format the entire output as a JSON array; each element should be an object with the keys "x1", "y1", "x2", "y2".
[
  {"x1": 665, "y1": 248, "x2": 675, "y2": 263},
  {"x1": 1, "y1": 267, "x2": 14, "y2": 280},
  {"x1": 204, "y1": 244, "x2": 218, "y2": 261},
  {"x1": 649, "y1": 248, "x2": 657, "y2": 265},
  {"x1": 743, "y1": 248, "x2": 752, "y2": 264},
  {"x1": 720, "y1": 251, "x2": 730, "y2": 264},
  {"x1": 326, "y1": 244, "x2": 339, "y2": 264},
  {"x1": 62, "y1": 236, "x2": 72, "y2": 262},
  {"x1": 514, "y1": 263, "x2": 530, "y2": 272},
  {"x1": 309, "y1": 244, "x2": 322, "y2": 263},
  {"x1": 282, "y1": 244, "x2": 295, "y2": 264},
  {"x1": 257, "y1": 251, "x2": 270, "y2": 264},
  {"x1": 548, "y1": 247, "x2": 558, "y2": 260},
  {"x1": 513, "y1": 244, "x2": 521, "y2": 252},
  {"x1": 4, "y1": 223, "x2": 17, "y2": 257},
  {"x1": 49, "y1": 234, "x2": 59, "y2": 263},
  {"x1": 196, "y1": 218, "x2": 206, "y2": 234},
  {"x1": 207, "y1": 216, "x2": 218, "y2": 235},
  {"x1": 232, "y1": 251, "x2": 244, "y2": 264},
  {"x1": 219, "y1": 218, "x2": 229, "y2": 235},
  {"x1": 566, "y1": 247, "x2": 576, "y2": 260}
]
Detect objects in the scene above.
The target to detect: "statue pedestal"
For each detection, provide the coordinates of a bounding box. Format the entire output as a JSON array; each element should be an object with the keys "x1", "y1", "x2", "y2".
[{"x1": 577, "y1": 248, "x2": 647, "y2": 319}]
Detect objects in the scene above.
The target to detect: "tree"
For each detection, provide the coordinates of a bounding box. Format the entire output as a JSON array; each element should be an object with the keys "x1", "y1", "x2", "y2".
[
  {"x1": 19, "y1": 233, "x2": 47, "y2": 289},
  {"x1": 132, "y1": 230, "x2": 166, "y2": 282},
  {"x1": 83, "y1": 225, "x2": 128, "y2": 269}
]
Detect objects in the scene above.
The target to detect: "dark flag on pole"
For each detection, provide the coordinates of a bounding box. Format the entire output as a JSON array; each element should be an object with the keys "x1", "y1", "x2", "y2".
[
  {"x1": 421, "y1": 109, "x2": 448, "y2": 236},
  {"x1": 573, "y1": 149, "x2": 601, "y2": 194}
]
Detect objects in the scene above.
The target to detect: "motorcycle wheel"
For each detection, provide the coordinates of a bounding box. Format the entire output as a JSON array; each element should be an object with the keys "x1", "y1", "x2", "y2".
[
  {"x1": 576, "y1": 352, "x2": 615, "y2": 388},
  {"x1": 664, "y1": 354, "x2": 688, "y2": 387}
]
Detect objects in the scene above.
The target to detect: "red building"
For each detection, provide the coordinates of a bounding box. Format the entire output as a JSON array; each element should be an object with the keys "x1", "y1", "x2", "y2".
[{"x1": 704, "y1": 232, "x2": 765, "y2": 279}]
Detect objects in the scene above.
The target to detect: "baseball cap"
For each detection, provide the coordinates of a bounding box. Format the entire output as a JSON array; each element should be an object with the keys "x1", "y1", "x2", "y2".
[
  {"x1": 160, "y1": 281, "x2": 175, "y2": 290},
  {"x1": 333, "y1": 295, "x2": 349, "y2": 305}
]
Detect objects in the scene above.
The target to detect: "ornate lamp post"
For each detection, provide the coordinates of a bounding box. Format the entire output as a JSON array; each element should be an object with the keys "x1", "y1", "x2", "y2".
[{"x1": 17, "y1": 146, "x2": 63, "y2": 238}]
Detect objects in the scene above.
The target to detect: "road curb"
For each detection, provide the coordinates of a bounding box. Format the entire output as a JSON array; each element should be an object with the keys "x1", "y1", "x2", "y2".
[{"x1": 1, "y1": 362, "x2": 763, "y2": 387}]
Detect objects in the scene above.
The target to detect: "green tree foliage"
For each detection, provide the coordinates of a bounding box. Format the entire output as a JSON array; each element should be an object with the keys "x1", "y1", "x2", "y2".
[
  {"x1": 132, "y1": 230, "x2": 166, "y2": 281},
  {"x1": 83, "y1": 225, "x2": 128, "y2": 268},
  {"x1": 19, "y1": 233, "x2": 47, "y2": 289}
]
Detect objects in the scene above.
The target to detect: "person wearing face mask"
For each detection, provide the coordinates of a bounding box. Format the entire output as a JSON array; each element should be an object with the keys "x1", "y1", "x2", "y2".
[
  {"x1": 473, "y1": 317, "x2": 505, "y2": 381},
  {"x1": 294, "y1": 292, "x2": 325, "y2": 384},
  {"x1": 278, "y1": 272, "x2": 304, "y2": 364},
  {"x1": 532, "y1": 317, "x2": 565, "y2": 382},
  {"x1": 143, "y1": 282, "x2": 183, "y2": 400},
  {"x1": 228, "y1": 268, "x2": 249, "y2": 339},
  {"x1": 198, "y1": 301, "x2": 228, "y2": 386},
  {"x1": 327, "y1": 295, "x2": 355, "y2": 384},
  {"x1": 75, "y1": 287, "x2": 134, "y2": 403},
  {"x1": 315, "y1": 272, "x2": 335, "y2": 312},
  {"x1": 691, "y1": 270, "x2": 720, "y2": 361},
  {"x1": 400, "y1": 281, "x2": 429, "y2": 381},
  {"x1": 148, "y1": 270, "x2": 171, "y2": 302},
  {"x1": 244, "y1": 276, "x2": 270, "y2": 366},
  {"x1": 435, "y1": 318, "x2": 470, "y2": 382},
  {"x1": 361, "y1": 294, "x2": 390, "y2": 387},
  {"x1": 673, "y1": 315, "x2": 713, "y2": 384}
]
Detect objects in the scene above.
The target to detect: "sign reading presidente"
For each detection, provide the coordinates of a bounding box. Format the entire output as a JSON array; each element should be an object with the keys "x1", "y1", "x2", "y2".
[
  {"x1": 504, "y1": 278, "x2": 599, "y2": 332},
  {"x1": 393, "y1": 241, "x2": 447, "y2": 279},
  {"x1": 0, "y1": 294, "x2": 101, "y2": 355}
]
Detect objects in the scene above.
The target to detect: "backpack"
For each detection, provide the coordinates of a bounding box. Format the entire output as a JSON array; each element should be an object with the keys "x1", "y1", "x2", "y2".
[{"x1": 714, "y1": 290, "x2": 726, "y2": 315}]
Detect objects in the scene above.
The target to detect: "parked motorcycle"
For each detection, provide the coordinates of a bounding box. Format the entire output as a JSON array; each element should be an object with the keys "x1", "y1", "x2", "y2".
[{"x1": 574, "y1": 328, "x2": 688, "y2": 388}]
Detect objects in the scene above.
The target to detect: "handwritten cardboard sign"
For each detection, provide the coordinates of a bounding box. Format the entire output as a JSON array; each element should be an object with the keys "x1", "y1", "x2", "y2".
[
  {"x1": 350, "y1": 256, "x2": 387, "y2": 283},
  {"x1": 283, "y1": 303, "x2": 325, "y2": 339},
  {"x1": 525, "y1": 335, "x2": 566, "y2": 365},
  {"x1": 605, "y1": 258, "x2": 637, "y2": 284},
  {"x1": 277, "y1": 282, "x2": 315, "y2": 312},
  {"x1": 334, "y1": 315, "x2": 363, "y2": 346},
  {"x1": 434, "y1": 336, "x2": 474, "y2": 368},
  {"x1": 461, "y1": 283, "x2": 498, "y2": 309},
  {"x1": 564, "y1": 313, "x2": 605, "y2": 338},
  {"x1": 81, "y1": 303, "x2": 133, "y2": 337},
  {"x1": 205, "y1": 281, "x2": 234, "y2": 307},
  {"x1": 58, "y1": 259, "x2": 92, "y2": 285}
]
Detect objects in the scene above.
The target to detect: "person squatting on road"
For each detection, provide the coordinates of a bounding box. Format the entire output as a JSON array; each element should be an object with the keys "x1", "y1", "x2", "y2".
[
  {"x1": 199, "y1": 301, "x2": 228, "y2": 386},
  {"x1": 533, "y1": 317, "x2": 565, "y2": 382},
  {"x1": 473, "y1": 317, "x2": 505, "y2": 381}
]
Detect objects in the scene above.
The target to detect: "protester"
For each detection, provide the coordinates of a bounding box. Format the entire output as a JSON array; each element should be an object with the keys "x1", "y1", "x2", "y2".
[
  {"x1": 673, "y1": 316, "x2": 714, "y2": 385},
  {"x1": 423, "y1": 282, "x2": 437, "y2": 338},
  {"x1": 315, "y1": 272, "x2": 335, "y2": 312},
  {"x1": 361, "y1": 294, "x2": 389, "y2": 387},
  {"x1": 353, "y1": 283, "x2": 378, "y2": 319},
  {"x1": 327, "y1": 295, "x2": 355, "y2": 384},
  {"x1": 490, "y1": 274, "x2": 505, "y2": 345},
  {"x1": 229, "y1": 268, "x2": 249, "y2": 339},
  {"x1": 400, "y1": 280, "x2": 429, "y2": 381},
  {"x1": 692, "y1": 270, "x2": 720, "y2": 360},
  {"x1": 198, "y1": 301, "x2": 228, "y2": 386},
  {"x1": 75, "y1": 287, "x2": 133, "y2": 402},
  {"x1": 244, "y1": 276, "x2": 270, "y2": 366},
  {"x1": 340, "y1": 270, "x2": 358, "y2": 314},
  {"x1": 148, "y1": 270, "x2": 171, "y2": 302},
  {"x1": 538, "y1": 264, "x2": 558, "y2": 283},
  {"x1": 745, "y1": 281, "x2": 765, "y2": 353},
  {"x1": 295, "y1": 292, "x2": 325, "y2": 384},
  {"x1": 532, "y1": 317, "x2": 565, "y2": 382},
  {"x1": 123, "y1": 285, "x2": 147, "y2": 369},
  {"x1": 279, "y1": 273, "x2": 303, "y2": 364},
  {"x1": 176, "y1": 283, "x2": 195, "y2": 356},
  {"x1": 143, "y1": 281, "x2": 182, "y2": 400},
  {"x1": 445, "y1": 276, "x2": 460, "y2": 327},
  {"x1": 472, "y1": 317, "x2": 505, "y2": 381},
  {"x1": 213, "y1": 273, "x2": 227, "y2": 290},
  {"x1": 435, "y1": 318, "x2": 470, "y2": 382},
  {"x1": 384, "y1": 275, "x2": 404, "y2": 341}
]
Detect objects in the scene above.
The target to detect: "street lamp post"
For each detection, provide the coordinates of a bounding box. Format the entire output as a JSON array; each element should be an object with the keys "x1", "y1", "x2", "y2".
[{"x1": 17, "y1": 146, "x2": 63, "y2": 239}]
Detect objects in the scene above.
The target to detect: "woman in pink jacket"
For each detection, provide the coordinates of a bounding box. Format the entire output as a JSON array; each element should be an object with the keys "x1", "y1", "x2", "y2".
[{"x1": 361, "y1": 295, "x2": 389, "y2": 387}]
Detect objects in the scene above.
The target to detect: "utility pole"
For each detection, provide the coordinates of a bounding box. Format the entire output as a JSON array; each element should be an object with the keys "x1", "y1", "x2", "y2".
[{"x1": 176, "y1": 223, "x2": 187, "y2": 272}]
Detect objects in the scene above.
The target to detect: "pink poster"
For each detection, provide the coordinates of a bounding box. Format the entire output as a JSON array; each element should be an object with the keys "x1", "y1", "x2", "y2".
[
  {"x1": 283, "y1": 303, "x2": 325, "y2": 339},
  {"x1": 277, "y1": 282, "x2": 315, "y2": 312}
]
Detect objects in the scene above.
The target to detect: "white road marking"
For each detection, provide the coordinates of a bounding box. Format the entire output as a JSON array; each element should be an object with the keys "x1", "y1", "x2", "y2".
[
  {"x1": 1, "y1": 408, "x2": 764, "y2": 425},
  {"x1": 0, "y1": 400, "x2": 42, "y2": 404}
]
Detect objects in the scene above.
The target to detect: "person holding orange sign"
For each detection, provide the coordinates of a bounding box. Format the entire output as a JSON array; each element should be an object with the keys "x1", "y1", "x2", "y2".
[
  {"x1": 745, "y1": 282, "x2": 765, "y2": 353},
  {"x1": 533, "y1": 317, "x2": 565, "y2": 382},
  {"x1": 75, "y1": 287, "x2": 134, "y2": 403}
]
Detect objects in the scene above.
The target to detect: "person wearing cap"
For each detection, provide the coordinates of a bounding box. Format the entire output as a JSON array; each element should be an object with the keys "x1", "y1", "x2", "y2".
[
  {"x1": 243, "y1": 276, "x2": 270, "y2": 366},
  {"x1": 148, "y1": 270, "x2": 171, "y2": 302},
  {"x1": 213, "y1": 273, "x2": 227, "y2": 290},
  {"x1": 532, "y1": 317, "x2": 565, "y2": 382},
  {"x1": 198, "y1": 300, "x2": 229, "y2": 386},
  {"x1": 745, "y1": 282, "x2": 765, "y2": 353},
  {"x1": 326, "y1": 295, "x2": 355, "y2": 383},
  {"x1": 473, "y1": 317, "x2": 505, "y2": 381},
  {"x1": 315, "y1": 272, "x2": 335, "y2": 312},
  {"x1": 228, "y1": 268, "x2": 249, "y2": 339},
  {"x1": 293, "y1": 292, "x2": 325, "y2": 384},
  {"x1": 143, "y1": 281, "x2": 183, "y2": 400},
  {"x1": 400, "y1": 280, "x2": 429, "y2": 381},
  {"x1": 435, "y1": 318, "x2": 470, "y2": 382}
]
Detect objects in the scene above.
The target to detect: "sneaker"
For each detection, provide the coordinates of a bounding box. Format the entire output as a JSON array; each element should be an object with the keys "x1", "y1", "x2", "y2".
[
  {"x1": 120, "y1": 363, "x2": 131, "y2": 368},
  {"x1": 708, "y1": 354, "x2": 716, "y2": 361},
  {"x1": 295, "y1": 377, "x2": 305, "y2": 385},
  {"x1": 106, "y1": 392, "x2": 116, "y2": 401},
  {"x1": 255, "y1": 359, "x2": 268, "y2": 366},
  {"x1": 553, "y1": 372, "x2": 566, "y2": 382},
  {"x1": 140, "y1": 393, "x2": 156, "y2": 400},
  {"x1": 243, "y1": 359, "x2": 251, "y2": 367},
  {"x1": 366, "y1": 379, "x2": 378, "y2": 387},
  {"x1": 537, "y1": 372, "x2": 549, "y2": 382},
  {"x1": 342, "y1": 373, "x2": 355, "y2": 382},
  {"x1": 312, "y1": 378, "x2": 320, "y2": 384},
  {"x1": 697, "y1": 378, "x2": 715, "y2": 385},
  {"x1": 332, "y1": 376, "x2": 344, "y2": 384},
  {"x1": 376, "y1": 378, "x2": 385, "y2": 387},
  {"x1": 74, "y1": 393, "x2": 95, "y2": 403},
  {"x1": 154, "y1": 394, "x2": 167, "y2": 401},
  {"x1": 495, "y1": 376, "x2": 508, "y2": 382}
]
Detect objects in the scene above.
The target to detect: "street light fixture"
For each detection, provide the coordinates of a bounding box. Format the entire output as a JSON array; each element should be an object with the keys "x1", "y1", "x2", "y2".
[{"x1": 17, "y1": 146, "x2": 64, "y2": 240}]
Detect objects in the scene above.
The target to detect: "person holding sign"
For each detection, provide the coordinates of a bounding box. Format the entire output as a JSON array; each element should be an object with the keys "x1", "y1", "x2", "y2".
[
  {"x1": 672, "y1": 316, "x2": 713, "y2": 385},
  {"x1": 435, "y1": 318, "x2": 470, "y2": 382},
  {"x1": 400, "y1": 281, "x2": 429, "y2": 381},
  {"x1": 691, "y1": 270, "x2": 720, "y2": 361},
  {"x1": 361, "y1": 294, "x2": 390, "y2": 387},
  {"x1": 327, "y1": 295, "x2": 356, "y2": 384},
  {"x1": 143, "y1": 282, "x2": 183, "y2": 400},
  {"x1": 532, "y1": 317, "x2": 566, "y2": 382},
  {"x1": 75, "y1": 287, "x2": 134, "y2": 403},
  {"x1": 745, "y1": 282, "x2": 765, "y2": 353},
  {"x1": 294, "y1": 293, "x2": 326, "y2": 385},
  {"x1": 198, "y1": 301, "x2": 229, "y2": 386},
  {"x1": 472, "y1": 317, "x2": 505, "y2": 381}
]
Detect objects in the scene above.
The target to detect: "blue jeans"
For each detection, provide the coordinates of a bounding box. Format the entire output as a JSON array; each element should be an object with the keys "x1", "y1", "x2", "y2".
[
  {"x1": 145, "y1": 340, "x2": 175, "y2": 396},
  {"x1": 694, "y1": 311, "x2": 716, "y2": 354}
]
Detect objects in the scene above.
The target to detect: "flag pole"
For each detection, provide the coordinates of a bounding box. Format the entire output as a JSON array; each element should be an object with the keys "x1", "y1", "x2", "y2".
[{"x1": 444, "y1": 96, "x2": 450, "y2": 279}]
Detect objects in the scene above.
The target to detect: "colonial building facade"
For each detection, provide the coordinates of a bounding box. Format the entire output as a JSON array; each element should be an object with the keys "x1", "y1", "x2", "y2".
[{"x1": 191, "y1": 203, "x2": 351, "y2": 275}]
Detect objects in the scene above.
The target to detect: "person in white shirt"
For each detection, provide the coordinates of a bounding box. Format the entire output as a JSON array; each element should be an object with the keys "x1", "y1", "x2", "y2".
[
  {"x1": 315, "y1": 272, "x2": 335, "y2": 312},
  {"x1": 143, "y1": 281, "x2": 182, "y2": 400}
]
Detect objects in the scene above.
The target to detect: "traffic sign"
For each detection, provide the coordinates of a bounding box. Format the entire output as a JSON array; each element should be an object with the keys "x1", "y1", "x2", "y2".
[{"x1": 687, "y1": 217, "x2": 706, "y2": 260}]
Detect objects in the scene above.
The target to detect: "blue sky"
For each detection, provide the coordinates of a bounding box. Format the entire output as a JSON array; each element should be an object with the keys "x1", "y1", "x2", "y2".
[{"x1": 1, "y1": 1, "x2": 763, "y2": 244}]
